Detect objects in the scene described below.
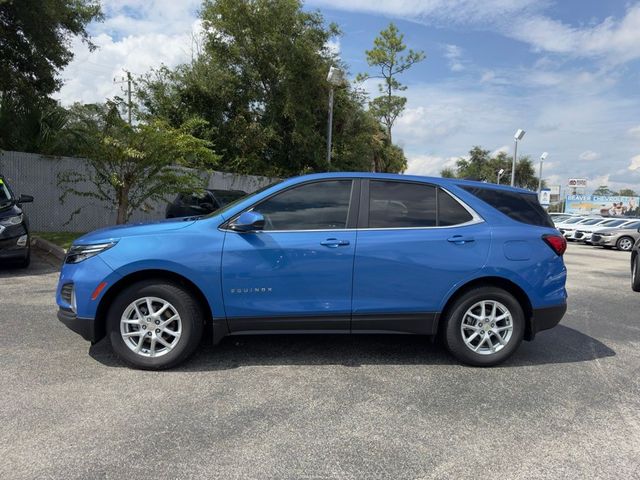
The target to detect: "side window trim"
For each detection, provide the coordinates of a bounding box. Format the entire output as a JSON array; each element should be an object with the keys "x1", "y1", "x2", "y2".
[
  {"x1": 356, "y1": 180, "x2": 483, "y2": 230},
  {"x1": 220, "y1": 178, "x2": 359, "y2": 232}
]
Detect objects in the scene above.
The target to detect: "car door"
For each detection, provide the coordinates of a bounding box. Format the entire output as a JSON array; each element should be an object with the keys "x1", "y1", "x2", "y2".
[
  {"x1": 352, "y1": 180, "x2": 491, "y2": 334},
  {"x1": 221, "y1": 179, "x2": 359, "y2": 332}
]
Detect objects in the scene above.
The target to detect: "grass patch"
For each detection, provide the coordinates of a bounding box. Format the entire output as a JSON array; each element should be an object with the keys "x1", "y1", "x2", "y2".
[{"x1": 34, "y1": 232, "x2": 86, "y2": 250}]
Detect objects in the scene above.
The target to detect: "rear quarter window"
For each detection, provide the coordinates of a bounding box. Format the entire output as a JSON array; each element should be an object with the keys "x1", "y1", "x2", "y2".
[{"x1": 461, "y1": 186, "x2": 554, "y2": 228}]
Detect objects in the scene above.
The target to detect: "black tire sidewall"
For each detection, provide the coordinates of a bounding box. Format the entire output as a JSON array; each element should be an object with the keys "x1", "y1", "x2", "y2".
[
  {"x1": 444, "y1": 287, "x2": 525, "y2": 367},
  {"x1": 632, "y1": 255, "x2": 640, "y2": 292},
  {"x1": 107, "y1": 280, "x2": 203, "y2": 370}
]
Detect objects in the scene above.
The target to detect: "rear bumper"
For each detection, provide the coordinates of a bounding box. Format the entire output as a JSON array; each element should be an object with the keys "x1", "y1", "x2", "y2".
[
  {"x1": 527, "y1": 303, "x2": 567, "y2": 340},
  {"x1": 57, "y1": 308, "x2": 97, "y2": 342}
]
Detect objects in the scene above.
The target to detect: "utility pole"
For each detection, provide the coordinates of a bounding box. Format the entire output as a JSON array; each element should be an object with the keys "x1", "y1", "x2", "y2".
[
  {"x1": 511, "y1": 129, "x2": 526, "y2": 186},
  {"x1": 126, "y1": 70, "x2": 132, "y2": 126},
  {"x1": 114, "y1": 69, "x2": 133, "y2": 125}
]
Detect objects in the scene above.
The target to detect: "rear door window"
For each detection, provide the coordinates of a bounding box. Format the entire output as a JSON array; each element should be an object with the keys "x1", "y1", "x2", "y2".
[
  {"x1": 461, "y1": 186, "x2": 554, "y2": 228},
  {"x1": 367, "y1": 181, "x2": 474, "y2": 228}
]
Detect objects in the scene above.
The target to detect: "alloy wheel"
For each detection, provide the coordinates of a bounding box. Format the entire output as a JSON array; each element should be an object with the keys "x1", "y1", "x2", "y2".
[
  {"x1": 120, "y1": 297, "x2": 182, "y2": 357},
  {"x1": 460, "y1": 300, "x2": 513, "y2": 355},
  {"x1": 618, "y1": 237, "x2": 634, "y2": 251}
]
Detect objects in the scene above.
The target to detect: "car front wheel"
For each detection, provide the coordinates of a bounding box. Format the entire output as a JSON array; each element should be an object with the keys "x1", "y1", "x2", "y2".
[
  {"x1": 443, "y1": 287, "x2": 524, "y2": 367},
  {"x1": 617, "y1": 236, "x2": 635, "y2": 251},
  {"x1": 107, "y1": 280, "x2": 204, "y2": 370}
]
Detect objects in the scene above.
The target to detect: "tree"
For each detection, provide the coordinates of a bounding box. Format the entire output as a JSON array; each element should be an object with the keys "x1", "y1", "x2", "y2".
[
  {"x1": 442, "y1": 146, "x2": 542, "y2": 191},
  {"x1": 618, "y1": 188, "x2": 636, "y2": 197},
  {"x1": 58, "y1": 101, "x2": 219, "y2": 224},
  {"x1": 357, "y1": 23, "x2": 425, "y2": 145},
  {"x1": 592, "y1": 185, "x2": 617, "y2": 196},
  {"x1": 137, "y1": 0, "x2": 400, "y2": 176},
  {"x1": 0, "y1": 0, "x2": 102, "y2": 151}
]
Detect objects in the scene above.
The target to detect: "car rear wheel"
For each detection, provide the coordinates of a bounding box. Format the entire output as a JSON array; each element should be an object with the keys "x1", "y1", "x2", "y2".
[
  {"x1": 617, "y1": 236, "x2": 635, "y2": 251},
  {"x1": 107, "y1": 280, "x2": 204, "y2": 370},
  {"x1": 443, "y1": 287, "x2": 524, "y2": 367},
  {"x1": 632, "y1": 254, "x2": 640, "y2": 292}
]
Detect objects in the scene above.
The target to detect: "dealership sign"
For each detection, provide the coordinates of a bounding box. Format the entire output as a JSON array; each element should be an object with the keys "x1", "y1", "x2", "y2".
[
  {"x1": 539, "y1": 189, "x2": 551, "y2": 206},
  {"x1": 564, "y1": 194, "x2": 640, "y2": 216},
  {"x1": 567, "y1": 178, "x2": 588, "y2": 188}
]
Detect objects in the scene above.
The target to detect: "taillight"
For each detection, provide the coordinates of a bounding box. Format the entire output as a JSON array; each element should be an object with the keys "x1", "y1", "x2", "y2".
[{"x1": 542, "y1": 234, "x2": 567, "y2": 256}]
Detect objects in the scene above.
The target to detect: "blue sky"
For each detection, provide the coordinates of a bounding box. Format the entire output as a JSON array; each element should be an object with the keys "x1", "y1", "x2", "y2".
[{"x1": 56, "y1": 0, "x2": 640, "y2": 192}]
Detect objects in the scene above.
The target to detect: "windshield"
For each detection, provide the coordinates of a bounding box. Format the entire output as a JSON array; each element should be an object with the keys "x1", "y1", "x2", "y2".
[
  {"x1": 0, "y1": 178, "x2": 14, "y2": 209},
  {"x1": 206, "y1": 181, "x2": 282, "y2": 218},
  {"x1": 563, "y1": 217, "x2": 584, "y2": 224}
]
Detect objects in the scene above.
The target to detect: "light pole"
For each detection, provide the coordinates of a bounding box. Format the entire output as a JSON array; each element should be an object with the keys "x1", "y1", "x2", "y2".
[
  {"x1": 538, "y1": 151, "x2": 548, "y2": 192},
  {"x1": 511, "y1": 129, "x2": 526, "y2": 186},
  {"x1": 497, "y1": 168, "x2": 505, "y2": 184},
  {"x1": 326, "y1": 66, "x2": 345, "y2": 168}
]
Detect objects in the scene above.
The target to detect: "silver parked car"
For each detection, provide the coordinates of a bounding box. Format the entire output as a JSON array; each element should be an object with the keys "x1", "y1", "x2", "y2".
[{"x1": 591, "y1": 221, "x2": 640, "y2": 251}]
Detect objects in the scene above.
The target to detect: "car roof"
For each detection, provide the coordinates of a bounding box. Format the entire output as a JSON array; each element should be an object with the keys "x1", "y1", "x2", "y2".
[{"x1": 285, "y1": 172, "x2": 534, "y2": 195}]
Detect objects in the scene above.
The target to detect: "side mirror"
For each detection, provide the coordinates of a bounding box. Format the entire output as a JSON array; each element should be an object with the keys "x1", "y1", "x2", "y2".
[
  {"x1": 18, "y1": 194, "x2": 33, "y2": 204},
  {"x1": 229, "y1": 211, "x2": 265, "y2": 232}
]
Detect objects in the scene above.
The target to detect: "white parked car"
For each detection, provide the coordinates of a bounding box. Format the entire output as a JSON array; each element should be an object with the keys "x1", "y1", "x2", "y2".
[
  {"x1": 574, "y1": 218, "x2": 638, "y2": 243},
  {"x1": 555, "y1": 216, "x2": 601, "y2": 239}
]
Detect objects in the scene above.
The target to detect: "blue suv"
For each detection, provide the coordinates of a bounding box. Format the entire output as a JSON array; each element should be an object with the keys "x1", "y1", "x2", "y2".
[{"x1": 56, "y1": 173, "x2": 567, "y2": 369}]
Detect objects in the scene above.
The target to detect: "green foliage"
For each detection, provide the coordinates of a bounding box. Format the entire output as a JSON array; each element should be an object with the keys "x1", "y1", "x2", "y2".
[
  {"x1": 0, "y1": 0, "x2": 102, "y2": 151},
  {"x1": 592, "y1": 185, "x2": 619, "y2": 196},
  {"x1": 443, "y1": 146, "x2": 542, "y2": 191},
  {"x1": 357, "y1": 23, "x2": 425, "y2": 145},
  {"x1": 618, "y1": 188, "x2": 637, "y2": 197},
  {"x1": 58, "y1": 101, "x2": 219, "y2": 224},
  {"x1": 137, "y1": 0, "x2": 405, "y2": 176}
]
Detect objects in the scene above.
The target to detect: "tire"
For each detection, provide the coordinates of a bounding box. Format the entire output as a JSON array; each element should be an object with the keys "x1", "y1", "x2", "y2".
[
  {"x1": 616, "y1": 236, "x2": 635, "y2": 252},
  {"x1": 17, "y1": 247, "x2": 30, "y2": 268},
  {"x1": 632, "y1": 254, "x2": 640, "y2": 293},
  {"x1": 443, "y1": 287, "x2": 525, "y2": 367},
  {"x1": 107, "y1": 280, "x2": 204, "y2": 370}
]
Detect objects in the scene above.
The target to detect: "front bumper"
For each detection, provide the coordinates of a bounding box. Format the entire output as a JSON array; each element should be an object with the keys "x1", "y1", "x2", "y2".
[
  {"x1": 527, "y1": 303, "x2": 567, "y2": 340},
  {"x1": 57, "y1": 308, "x2": 97, "y2": 342},
  {"x1": 591, "y1": 234, "x2": 614, "y2": 246},
  {"x1": 0, "y1": 230, "x2": 29, "y2": 260}
]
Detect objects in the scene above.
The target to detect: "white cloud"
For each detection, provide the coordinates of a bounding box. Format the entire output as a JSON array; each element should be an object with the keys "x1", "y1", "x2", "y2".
[
  {"x1": 491, "y1": 145, "x2": 510, "y2": 156},
  {"x1": 512, "y1": 6, "x2": 640, "y2": 63},
  {"x1": 579, "y1": 150, "x2": 600, "y2": 161},
  {"x1": 406, "y1": 154, "x2": 459, "y2": 176},
  {"x1": 629, "y1": 155, "x2": 640, "y2": 171},
  {"x1": 326, "y1": 39, "x2": 341, "y2": 55},
  {"x1": 55, "y1": 21, "x2": 202, "y2": 105},
  {"x1": 308, "y1": 1, "x2": 640, "y2": 65},
  {"x1": 628, "y1": 125, "x2": 640, "y2": 139},
  {"x1": 443, "y1": 44, "x2": 465, "y2": 72}
]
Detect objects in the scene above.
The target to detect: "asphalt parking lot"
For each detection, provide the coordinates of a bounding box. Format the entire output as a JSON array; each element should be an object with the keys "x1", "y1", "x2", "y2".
[{"x1": 1, "y1": 245, "x2": 639, "y2": 479}]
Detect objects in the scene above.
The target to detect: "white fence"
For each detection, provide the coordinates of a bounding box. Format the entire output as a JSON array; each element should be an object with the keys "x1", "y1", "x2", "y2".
[{"x1": 0, "y1": 150, "x2": 278, "y2": 232}]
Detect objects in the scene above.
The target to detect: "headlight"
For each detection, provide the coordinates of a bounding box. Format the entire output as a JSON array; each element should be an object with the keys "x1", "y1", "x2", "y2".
[
  {"x1": 0, "y1": 214, "x2": 23, "y2": 226},
  {"x1": 65, "y1": 242, "x2": 117, "y2": 264}
]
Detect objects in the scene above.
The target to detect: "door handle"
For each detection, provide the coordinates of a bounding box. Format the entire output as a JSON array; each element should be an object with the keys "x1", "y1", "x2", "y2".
[
  {"x1": 447, "y1": 235, "x2": 475, "y2": 245},
  {"x1": 320, "y1": 238, "x2": 350, "y2": 248}
]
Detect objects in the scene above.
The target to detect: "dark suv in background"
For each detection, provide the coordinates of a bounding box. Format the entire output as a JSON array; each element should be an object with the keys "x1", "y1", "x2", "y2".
[
  {"x1": 0, "y1": 175, "x2": 33, "y2": 268},
  {"x1": 165, "y1": 189, "x2": 247, "y2": 218}
]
